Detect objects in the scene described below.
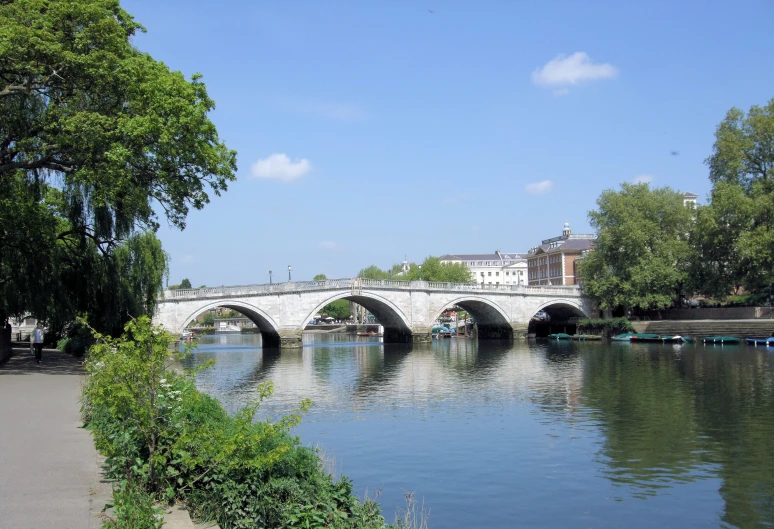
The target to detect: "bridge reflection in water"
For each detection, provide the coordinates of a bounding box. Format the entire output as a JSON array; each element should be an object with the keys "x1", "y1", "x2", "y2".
[{"x1": 183, "y1": 334, "x2": 774, "y2": 529}]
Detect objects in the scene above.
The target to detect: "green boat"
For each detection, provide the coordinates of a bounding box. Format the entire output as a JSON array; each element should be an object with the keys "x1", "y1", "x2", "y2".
[
  {"x1": 547, "y1": 333, "x2": 572, "y2": 340},
  {"x1": 571, "y1": 334, "x2": 603, "y2": 341},
  {"x1": 703, "y1": 335, "x2": 741, "y2": 344},
  {"x1": 611, "y1": 333, "x2": 660, "y2": 342}
]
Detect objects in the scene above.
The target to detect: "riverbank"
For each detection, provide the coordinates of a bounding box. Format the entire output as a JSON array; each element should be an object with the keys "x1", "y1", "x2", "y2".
[{"x1": 632, "y1": 319, "x2": 774, "y2": 337}]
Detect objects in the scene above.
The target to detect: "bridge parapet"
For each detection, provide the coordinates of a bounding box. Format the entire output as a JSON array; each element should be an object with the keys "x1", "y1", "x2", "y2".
[{"x1": 161, "y1": 279, "x2": 582, "y2": 301}]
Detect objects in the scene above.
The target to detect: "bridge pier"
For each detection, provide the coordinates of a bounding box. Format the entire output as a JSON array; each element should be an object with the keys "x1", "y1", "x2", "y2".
[
  {"x1": 278, "y1": 331, "x2": 303, "y2": 349},
  {"x1": 477, "y1": 323, "x2": 514, "y2": 340},
  {"x1": 510, "y1": 322, "x2": 529, "y2": 339}
]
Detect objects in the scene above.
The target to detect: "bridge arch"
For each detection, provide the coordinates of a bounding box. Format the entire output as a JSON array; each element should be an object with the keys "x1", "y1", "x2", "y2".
[
  {"x1": 302, "y1": 292, "x2": 413, "y2": 343},
  {"x1": 532, "y1": 299, "x2": 589, "y2": 319},
  {"x1": 429, "y1": 296, "x2": 514, "y2": 339},
  {"x1": 181, "y1": 300, "x2": 282, "y2": 347}
]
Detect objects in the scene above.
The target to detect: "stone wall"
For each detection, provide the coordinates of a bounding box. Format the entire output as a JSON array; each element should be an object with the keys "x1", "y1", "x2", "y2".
[
  {"x1": 639, "y1": 307, "x2": 762, "y2": 320},
  {"x1": 0, "y1": 324, "x2": 11, "y2": 364}
]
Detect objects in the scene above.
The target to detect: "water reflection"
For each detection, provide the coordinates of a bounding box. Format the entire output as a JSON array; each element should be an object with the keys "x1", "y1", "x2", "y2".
[{"x1": 182, "y1": 333, "x2": 774, "y2": 529}]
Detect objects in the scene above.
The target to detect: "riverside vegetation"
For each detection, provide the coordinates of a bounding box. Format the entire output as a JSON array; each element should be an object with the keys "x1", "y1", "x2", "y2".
[{"x1": 82, "y1": 316, "x2": 428, "y2": 529}]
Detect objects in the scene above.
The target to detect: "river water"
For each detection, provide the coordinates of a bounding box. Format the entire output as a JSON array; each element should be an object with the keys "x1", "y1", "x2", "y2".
[{"x1": 181, "y1": 333, "x2": 774, "y2": 528}]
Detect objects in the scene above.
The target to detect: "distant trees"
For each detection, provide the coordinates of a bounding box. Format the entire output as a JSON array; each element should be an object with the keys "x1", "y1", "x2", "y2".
[
  {"x1": 313, "y1": 274, "x2": 327, "y2": 281},
  {"x1": 169, "y1": 278, "x2": 193, "y2": 290},
  {"x1": 357, "y1": 257, "x2": 473, "y2": 283},
  {"x1": 321, "y1": 300, "x2": 350, "y2": 320}
]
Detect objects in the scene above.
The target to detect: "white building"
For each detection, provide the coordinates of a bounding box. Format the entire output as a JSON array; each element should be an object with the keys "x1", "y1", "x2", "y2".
[
  {"x1": 439, "y1": 251, "x2": 528, "y2": 286},
  {"x1": 683, "y1": 191, "x2": 698, "y2": 207}
]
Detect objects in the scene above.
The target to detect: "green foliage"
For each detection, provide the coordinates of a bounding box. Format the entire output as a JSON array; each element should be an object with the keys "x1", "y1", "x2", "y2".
[
  {"x1": 708, "y1": 99, "x2": 774, "y2": 192},
  {"x1": 201, "y1": 312, "x2": 215, "y2": 326},
  {"x1": 579, "y1": 183, "x2": 693, "y2": 311},
  {"x1": 170, "y1": 279, "x2": 193, "y2": 290},
  {"x1": 702, "y1": 99, "x2": 774, "y2": 293},
  {"x1": 687, "y1": 183, "x2": 754, "y2": 299},
  {"x1": 82, "y1": 316, "x2": 395, "y2": 529},
  {"x1": 577, "y1": 318, "x2": 634, "y2": 335},
  {"x1": 101, "y1": 481, "x2": 163, "y2": 529},
  {"x1": 358, "y1": 257, "x2": 473, "y2": 283},
  {"x1": 56, "y1": 320, "x2": 95, "y2": 357},
  {"x1": 357, "y1": 265, "x2": 390, "y2": 280},
  {"x1": 313, "y1": 274, "x2": 327, "y2": 281},
  {"x1": 322, "y1": 300, "x2": 351, "y2": 320},
  {"x1": 0, "y1": 0, "x2": 235, "y2": 334}
]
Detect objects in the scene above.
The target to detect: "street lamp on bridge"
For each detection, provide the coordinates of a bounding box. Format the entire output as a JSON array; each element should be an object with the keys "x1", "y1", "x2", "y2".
[
  {"x1": 288, "y1": 265, "x2": 292, "y2": 282},
  {"x1": 269, "y1": 270, "x2": 272, "y2": 284},
  {"x1": 418, "y1": 264, "x2": 422, "y2": 281}
]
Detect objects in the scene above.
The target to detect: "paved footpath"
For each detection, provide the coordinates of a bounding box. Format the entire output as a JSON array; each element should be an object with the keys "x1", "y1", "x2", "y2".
[{"x1": 0, "y1": 348, "x2": 110, "y2": 529}]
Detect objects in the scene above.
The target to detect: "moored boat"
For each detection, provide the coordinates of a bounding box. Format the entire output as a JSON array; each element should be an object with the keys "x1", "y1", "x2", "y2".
[
  {"x1": 570, "y1": 334, "x2": 603, "y2": 341},
  {"x1": 630, "y1": 334, "x2": 685, "y2": 343},
  {"x1": 703, "y1": 336, "x2": 741, "y2": 344},
  {"x1": 745, "y1": 337, "x2": 774, "y2": 346},
  {"x1": 548, "y1": 333, "x2": 572, "y2": 340}
]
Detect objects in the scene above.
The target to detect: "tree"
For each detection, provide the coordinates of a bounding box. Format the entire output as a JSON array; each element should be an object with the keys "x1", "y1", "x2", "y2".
[
  {"x1": 705, "y1": 99, "x2": 774, "y2": 292},
  {"x1": 357, "y1": 257, "x2": 473, "y2": 282},
  {"x1": 579, "y1": 183, "x2": 694, "y2": 312},
  {"x1": 687, "y1": 183, "x2": 755, "y2": 299},
  {"x1": 0, "y1": 0, "x2": 236, "y2": 333},
  {"x1": 357, "y1": 266, "x2": 389, "y2": 280},
  {"x1": 180, "y1": 278, "x2": 192, "y2": 289},
  {"x1": 321, "y1": 299, "x2": 350, "y2": 320},
  {"x1": 313, "y1": 274, "x2": 327, "y2": 281}
]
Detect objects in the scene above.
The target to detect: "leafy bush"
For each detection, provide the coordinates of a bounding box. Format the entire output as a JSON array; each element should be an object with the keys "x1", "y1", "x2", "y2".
[
  {"x1": 101, "y1": 481, "x2": 163, "y2": 529},
  {"x1": 57, "y1": 320, "x2": 96, "y2": 357},
  {"x1": 82, "y1": 316, "x2": 401, "y2": 529},
  {"x1": 577, "y1": 317, "x2": 634, "y2": 336}
]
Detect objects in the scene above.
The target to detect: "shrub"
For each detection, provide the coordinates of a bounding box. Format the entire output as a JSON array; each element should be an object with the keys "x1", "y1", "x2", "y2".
[
  {"x1": 577, "y1": 317, "x2": 634, "y2": 336},
  {"x1": 58, "y1": 320, "x2": 96, "y2": 356},
  {"x1": 81, "y1": 316, "x2": 399, "y2": 529}
]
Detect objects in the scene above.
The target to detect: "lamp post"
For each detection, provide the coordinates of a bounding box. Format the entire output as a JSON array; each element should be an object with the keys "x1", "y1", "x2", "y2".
[
  {"x1": 288, "y1": 265, "x2": 292, "y2": 282},
  {"x1": 269, "y1": 270, "x2": 272, "y2": 284},
  {"x1": 418, "y1": 265, "x2": 422, "y2": 281}
]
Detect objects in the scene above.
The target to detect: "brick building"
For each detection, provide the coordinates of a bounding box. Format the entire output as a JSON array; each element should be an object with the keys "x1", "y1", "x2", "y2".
[{"x1": 527, "y1": 222, "x2": 594, "y2": 286}]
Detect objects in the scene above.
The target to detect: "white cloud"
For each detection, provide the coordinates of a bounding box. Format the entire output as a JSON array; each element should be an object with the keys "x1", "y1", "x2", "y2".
[
  {"x1": 525, "y1": 180, "x2": 554, "y2": 194},
  {"x1": 179, "y1": 254, "x2": 195, "y2": 264},
  {"x1": 250, "y1": 153, "x2": 312, "y2": 182},
  {"x1": 318, "y1": 240, "x2": 340, "y2": 250},
  {"x1": 632, "y1": 174, "x2": 654, "y2": 184},
  {"x1": 531, "y1": 52, "x2": 618, "y2": 89}
]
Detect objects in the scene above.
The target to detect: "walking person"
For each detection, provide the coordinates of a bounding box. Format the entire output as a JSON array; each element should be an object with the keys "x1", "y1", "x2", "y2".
[{"x1": 32, "y1": 322, "x2": 44, "y2": 364}]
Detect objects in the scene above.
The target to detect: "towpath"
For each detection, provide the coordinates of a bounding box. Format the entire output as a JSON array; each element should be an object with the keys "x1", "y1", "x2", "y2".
[{"x1": 0, "y1": 348, "x2": 110, "y2": 529}]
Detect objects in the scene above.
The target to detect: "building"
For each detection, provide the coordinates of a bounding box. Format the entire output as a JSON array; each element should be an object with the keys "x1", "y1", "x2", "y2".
[
  {"x1": 527, "y1": 222, "x2": 594, "y2": 286},
  {"x1": 682, "y1": 191, "x2": 698, "y2": 207},
  {"x1": 439, "y1": 251, "x2": 528, "y2": 286}
]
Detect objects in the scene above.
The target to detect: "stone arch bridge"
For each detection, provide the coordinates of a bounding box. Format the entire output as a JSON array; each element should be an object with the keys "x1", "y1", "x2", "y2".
[{"x1": 154, "y1": 278, "x2": 593, "y2": 348}]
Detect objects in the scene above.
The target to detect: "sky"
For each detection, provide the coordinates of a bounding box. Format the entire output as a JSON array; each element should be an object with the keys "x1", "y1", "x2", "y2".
[{"x1": 120, "y1": 0, "x2": 774, "y2": 287}]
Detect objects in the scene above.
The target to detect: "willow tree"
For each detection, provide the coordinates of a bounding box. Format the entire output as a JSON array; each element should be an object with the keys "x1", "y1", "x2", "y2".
[{"x1": 0, "y1": 0, "x2": 237, "y2": 333}]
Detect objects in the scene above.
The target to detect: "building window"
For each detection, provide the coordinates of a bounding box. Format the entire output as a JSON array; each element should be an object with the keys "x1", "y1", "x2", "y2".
[
  {"x1": 480, "y1": 272, "x2": 484, "y2": 277},
  {"x1": 496, "y1": 272, "x2": 499, "y2": 276},
  {"x1": 488, "y1": 272, "x2": 492, "y2": 276}
]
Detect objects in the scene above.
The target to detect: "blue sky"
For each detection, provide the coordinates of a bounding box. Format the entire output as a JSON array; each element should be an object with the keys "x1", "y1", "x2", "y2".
[{"x1": 122, "y1": 0, "x2": 774, "y2": 287}]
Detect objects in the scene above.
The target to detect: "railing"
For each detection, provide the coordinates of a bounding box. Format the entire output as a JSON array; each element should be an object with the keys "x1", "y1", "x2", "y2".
[{"x1": 161, "y1": 278, "x2": 582, "y2": 300}]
